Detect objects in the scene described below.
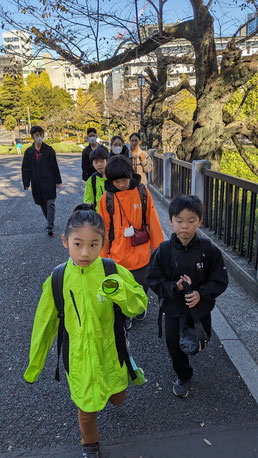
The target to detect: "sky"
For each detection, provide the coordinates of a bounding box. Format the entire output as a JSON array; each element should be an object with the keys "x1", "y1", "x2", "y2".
[{"x1": 0, "y1": 0, "x2": 256, "y2": 60}]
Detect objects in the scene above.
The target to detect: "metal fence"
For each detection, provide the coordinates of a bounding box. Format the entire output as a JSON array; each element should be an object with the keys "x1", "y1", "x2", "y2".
[
  {"x1": 152, "y1": 153, "x2": 163, "y2": 190},
  {"x1": 148, "y1": 151, "x2": 258, "y2": 271},
  {"x1": 170, "y1": 158, "x2": 192, "y2": 198},
  {"x1": 202, "y1": 169, "x2": 258, "y2": 268}
]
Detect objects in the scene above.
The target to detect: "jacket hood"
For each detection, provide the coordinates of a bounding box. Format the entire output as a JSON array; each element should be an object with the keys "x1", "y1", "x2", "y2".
[
  {"x1": 170, "y1": 232, "x2": 200, "y2": 250},
  {"x1": 104, "y1": 173, "x2": 141, "y2": 193}
]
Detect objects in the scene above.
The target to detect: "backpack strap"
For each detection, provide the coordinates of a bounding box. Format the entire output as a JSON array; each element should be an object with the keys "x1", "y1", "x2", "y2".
[
  {"x1": 102, "y1": 258, "x2": 136, "y2": 381},
  {"x1": 91, "y1": 172, "x2": 97, "y2": 211},
  {"x1": 105, "y1": 185, "x2": 148, "y2": 253},
  {"x1": 51, "y1": 262, "x2": 67, "y2": 382},
  {"x1": 105, "y1": 192, "x2": 115, "y2": 255},
  {"x1": 137, "y1": 183, "x2": 148, "y2": 226}
]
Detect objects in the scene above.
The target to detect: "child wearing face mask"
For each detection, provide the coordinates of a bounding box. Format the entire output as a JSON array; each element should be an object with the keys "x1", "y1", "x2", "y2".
[
  {"x1": 22, "y1": 126, "x2": 62, "y2": 236},
  {"x1": 109, "y1": 135, "x2": 130, "y2": 158},
  {"x1": 81, "y1": 128, "x2": 109, "y2": 182}
]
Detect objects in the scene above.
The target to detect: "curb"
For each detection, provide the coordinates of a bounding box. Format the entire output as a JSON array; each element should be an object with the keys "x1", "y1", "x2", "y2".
[{"x1": 149, "y1": 183, "x2": 258, "y2": 404}]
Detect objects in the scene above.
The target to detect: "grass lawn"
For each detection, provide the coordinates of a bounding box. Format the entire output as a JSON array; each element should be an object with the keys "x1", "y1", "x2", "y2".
[{"x1": 0, "y1": 142, "x2": 83, "y2": 155}]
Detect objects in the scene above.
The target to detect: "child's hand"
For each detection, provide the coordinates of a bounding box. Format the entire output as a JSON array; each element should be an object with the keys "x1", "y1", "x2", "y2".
[
  {"x1": 181, "y1": 274, "x2": 192, "y2": 285},
  {"x1": 185, "y1": 290, "x2": 200, "y2": 308},
  {"x1": 176, "y1": 278, "x2": 184, "y2": 291},
  {"x1": 177, "y1": 274, "x2": 192, "y2": 291}
]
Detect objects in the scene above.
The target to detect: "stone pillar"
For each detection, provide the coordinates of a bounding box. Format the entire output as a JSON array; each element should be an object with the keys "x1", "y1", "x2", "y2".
[
  {"x1": 163, "y1": 152, "x2": 175, "y2": 198},
  {"x1": 147, "y1": 149, "x2": 157, "y2": 184},
  {"x1": 191, "y1": 160, "x2": 211, "y2": 202}
]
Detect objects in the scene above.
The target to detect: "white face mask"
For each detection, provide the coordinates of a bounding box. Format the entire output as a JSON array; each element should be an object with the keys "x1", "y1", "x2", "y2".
[
  {"x1": 34, "y1": 136, "x2": 43, "y2": 144},
  {"x1": 88, "y1": 136, "x2": 96, "y2": 144},
  {"x1": 112, "y1": 145, "x2": 122, "y2": 155}
]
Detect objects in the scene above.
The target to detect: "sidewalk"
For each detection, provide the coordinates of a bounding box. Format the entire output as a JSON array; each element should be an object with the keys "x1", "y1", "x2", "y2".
[
  {"x1": 151, "y1": 189, "x2": 258, "y2": 404},
  {"x1": 1, "y1": 425, "x2": 257, "y2": 457},
  {"x1": 1, "y1": 156, "x2": 257, "y2": 458}
]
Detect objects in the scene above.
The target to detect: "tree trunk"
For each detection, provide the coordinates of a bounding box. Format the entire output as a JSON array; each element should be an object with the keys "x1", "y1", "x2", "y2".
[{"x1": 76, "y1": 131, "x2": 81, "y2": 142}]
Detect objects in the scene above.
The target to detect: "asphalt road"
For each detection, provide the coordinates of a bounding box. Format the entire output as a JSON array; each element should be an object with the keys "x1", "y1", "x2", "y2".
[{"x1": 0, "y1": 154, "x2": 257, "y2": 457}]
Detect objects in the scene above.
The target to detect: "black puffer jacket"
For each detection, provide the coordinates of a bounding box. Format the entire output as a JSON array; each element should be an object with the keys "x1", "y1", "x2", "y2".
[
  {"x1": 22, "y1": 142, "x2": 62, "y2": 205},
  {"x1": 147, "y1": 233, "x2": 228, "y2": 318}
]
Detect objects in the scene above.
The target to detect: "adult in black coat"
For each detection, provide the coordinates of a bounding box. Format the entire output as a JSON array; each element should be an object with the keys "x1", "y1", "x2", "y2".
[
  {"x1": 81, "y1": 127, "x2": 109, "y2": 181},
  {"x1": 22, "y1": 126, "x2": 62, "y2": 235}
]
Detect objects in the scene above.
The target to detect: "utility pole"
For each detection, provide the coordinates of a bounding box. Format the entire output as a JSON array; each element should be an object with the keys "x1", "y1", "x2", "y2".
[{"x1": 26, "y1": 106, "x2": 31, "y2": 132}]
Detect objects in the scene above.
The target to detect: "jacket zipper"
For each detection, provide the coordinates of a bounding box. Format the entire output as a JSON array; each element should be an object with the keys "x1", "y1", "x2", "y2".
[
  {"x1": 69, "y1": 290, "x2": 81, "y2": 327},
  {"x1": 81, "y1": 269, "x2": 98, "y2": 407}
]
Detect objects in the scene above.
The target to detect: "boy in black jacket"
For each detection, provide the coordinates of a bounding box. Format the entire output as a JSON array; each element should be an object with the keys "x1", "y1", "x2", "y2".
[
  {"x1": 22, "y1": 126, "x2": 62, "y2": 235},
  {"x1": 147, "y1": 195, "x2": 228, "y2": 398}
]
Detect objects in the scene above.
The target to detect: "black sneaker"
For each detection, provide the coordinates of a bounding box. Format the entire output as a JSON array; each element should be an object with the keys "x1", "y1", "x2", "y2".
[
  {"x1": 125, "y1": 317, "x2": 133, "y2": 330},
  {"x1": 81, "y1": 442, "x2": 100, "y2": 457},
  {"x1": 173, "y1": 379, "x2": 191, "y2": 398},
  {"x1": 135, "y1": 310, "x2": 147, "y2": 321},
  {"x1": 46, "y1": 227, "x2": 54, "y2": 236}
]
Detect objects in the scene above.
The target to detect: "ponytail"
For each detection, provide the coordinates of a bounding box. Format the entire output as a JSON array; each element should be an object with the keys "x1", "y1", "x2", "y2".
[{"x1": 64, "y1": 203, "x2": 105, "y2": 240}]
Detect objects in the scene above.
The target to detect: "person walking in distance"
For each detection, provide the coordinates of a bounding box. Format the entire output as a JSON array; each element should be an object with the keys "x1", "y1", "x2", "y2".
[
  {"x1": 22, "y1": 126, "x2": 62, "y2": 235},
  {"x1": 109, "y1": 135, "x2": 130, "y2": 158},
  {"x1": 129, "y1": 132, "x2": 152, "y2": 186},
  {"x1": 81, "y1": 128, "x2": 109, "y2": 182},
  {"x1": 83, "y1": 148, "x2": 108, "y2": 211},
  {"x1": 24, "y1": 204, "x2": 148, "y2": 458}
]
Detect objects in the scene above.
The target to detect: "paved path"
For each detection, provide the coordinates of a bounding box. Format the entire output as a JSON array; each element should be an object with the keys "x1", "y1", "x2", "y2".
[{"x1": 0, "y1": 155, "x2": 257, "y2": 458}]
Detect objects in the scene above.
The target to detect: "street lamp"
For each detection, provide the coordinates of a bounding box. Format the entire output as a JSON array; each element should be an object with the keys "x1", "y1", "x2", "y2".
[{"x1": 137, "y1": 74, "x2": 145, "y2": 133}]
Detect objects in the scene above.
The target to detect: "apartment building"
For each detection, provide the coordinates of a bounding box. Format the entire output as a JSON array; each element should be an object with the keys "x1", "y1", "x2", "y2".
[{"x1": 3, "y1": 30, "x2": 32, "y2": 61}]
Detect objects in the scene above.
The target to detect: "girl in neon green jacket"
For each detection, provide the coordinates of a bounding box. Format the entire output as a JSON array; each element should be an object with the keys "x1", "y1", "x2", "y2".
[
  {"x1": 24, "y1": 204, "x2": 147, "y2": 458},
  {"x1": 83, "y1": 148, "x2": 108, "y2": 211}
]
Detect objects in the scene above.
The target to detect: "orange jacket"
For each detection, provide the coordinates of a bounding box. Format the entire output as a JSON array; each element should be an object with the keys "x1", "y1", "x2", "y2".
[{"x1": 98, "y1": 177, "x2": 164, "y2": 270}]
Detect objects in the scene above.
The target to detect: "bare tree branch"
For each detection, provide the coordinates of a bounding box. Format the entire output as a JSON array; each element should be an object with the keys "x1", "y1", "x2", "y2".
[
  {"x1": 233, "y1": 81, "x2": 257, "y2": 119},
  {"x1": 231, "y1": 135, "x2": 258, "y2": 176},
  {"x1": 163, "y1": 109, "x2": 186, "y2": 127},
  {"x1": 30, "y1": 20, "x2": 194, "y2": 75}
]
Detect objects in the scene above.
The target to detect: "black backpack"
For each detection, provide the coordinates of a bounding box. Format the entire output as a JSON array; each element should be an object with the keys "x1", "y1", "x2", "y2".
[
  {"x1": 51, "y1": 257, "x2": 136, "y2": 382},
  {"x1": 106, "y1": 183, "x2": 148, "y2": 254}
]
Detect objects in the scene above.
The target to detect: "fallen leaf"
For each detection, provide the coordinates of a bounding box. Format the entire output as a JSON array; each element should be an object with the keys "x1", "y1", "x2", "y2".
[
  {"x1": 204, "y1": 439, "x2": 212, "y2": 446},
  {"x1": 200, "y1": 422, "x2": 205, "y2": 427}
]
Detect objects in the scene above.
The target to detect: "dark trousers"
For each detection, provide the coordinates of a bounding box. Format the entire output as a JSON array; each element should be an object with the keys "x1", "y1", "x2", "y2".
[
  {"x1": 130, "y1": 264, "x2": 149, "y2": 293},
  {"x1": 40, "y1": 199, "x2": 55, "y2": 229},
  {"x1": 165, "y1": 313, "x2": 211, "y2": 382}
]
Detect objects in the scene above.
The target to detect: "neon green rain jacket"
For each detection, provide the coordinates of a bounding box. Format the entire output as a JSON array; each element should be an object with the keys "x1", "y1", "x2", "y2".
[
  {"x1": 83, "y1": 172, "x2": 107, "y2": 211},
  {"x1": 24, "y1": 257, "x2": 147, "y2": 412}
]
